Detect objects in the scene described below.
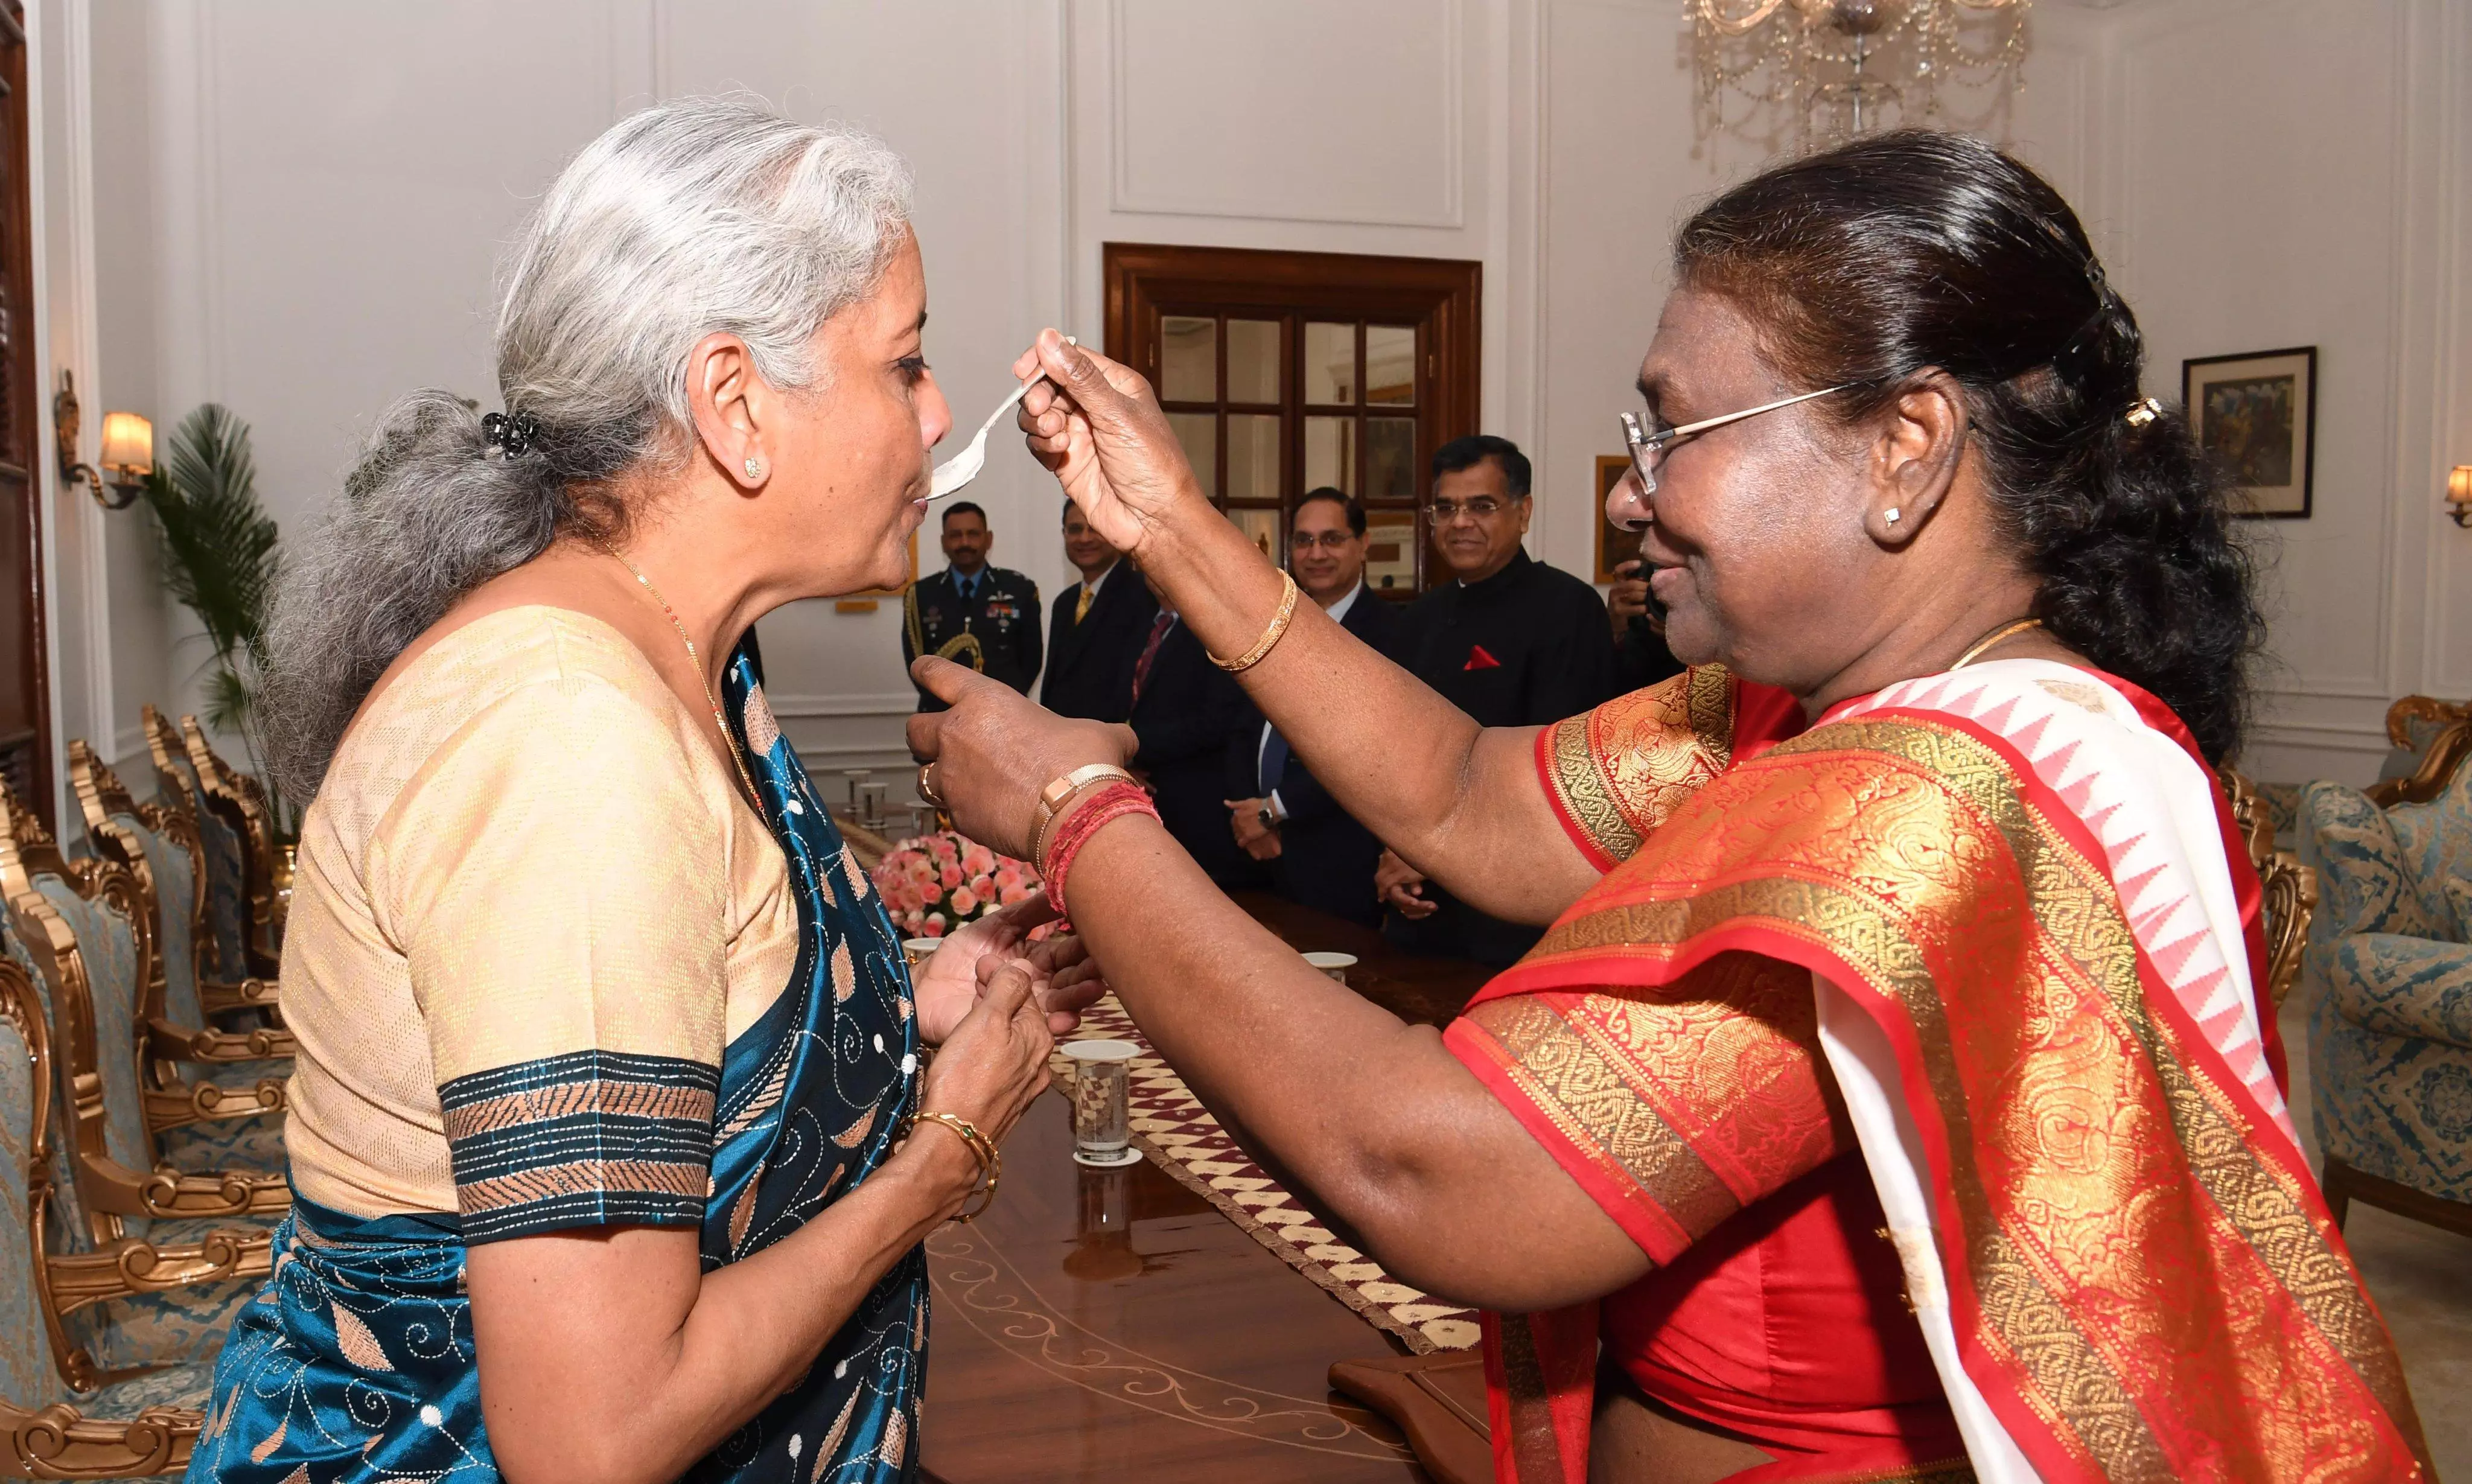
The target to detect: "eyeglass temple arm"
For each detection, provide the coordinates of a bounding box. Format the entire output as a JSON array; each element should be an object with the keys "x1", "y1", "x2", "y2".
[{"x1": 1655, "y1": 383, "x2": 1857, "y2": 444}]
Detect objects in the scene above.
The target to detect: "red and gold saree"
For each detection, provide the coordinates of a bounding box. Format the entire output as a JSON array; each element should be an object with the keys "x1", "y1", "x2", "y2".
[{"x1": 1444, "y1": 663, "x2": 2427, "y2": 1483}]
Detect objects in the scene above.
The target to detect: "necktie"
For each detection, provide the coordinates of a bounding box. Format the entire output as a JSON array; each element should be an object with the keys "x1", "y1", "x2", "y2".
[
  {"x1": 1075, "y1": 584, "x2": 1094, "y2": 624},
  {"x1": 955, "y1": 570, "x2": 979, "y2": 603},
  {"x1": 1258, "y1": 724, "x2": 1290, "y2": 796},
  {"x1": 1131, "y1": 611, "x2": 1175, "y2": 705}
]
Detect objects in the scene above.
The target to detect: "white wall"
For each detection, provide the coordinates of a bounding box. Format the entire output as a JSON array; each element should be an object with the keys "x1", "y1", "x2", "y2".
[{"x1": 38, "y1": 0, "x2": 2472, "y2": 799}]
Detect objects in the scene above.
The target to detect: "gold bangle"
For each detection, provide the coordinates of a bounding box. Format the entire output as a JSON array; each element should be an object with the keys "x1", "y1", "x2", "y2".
[
  {"x1": 911, "y1": 1110, "x2": 1001, "y2": 1222},
  {"x1": 1208, "y1": 571, "x2": 1300, "y2": 673},
  {"x1": 1030, "y1": 763, "x2": 1141, "y2": 867}
]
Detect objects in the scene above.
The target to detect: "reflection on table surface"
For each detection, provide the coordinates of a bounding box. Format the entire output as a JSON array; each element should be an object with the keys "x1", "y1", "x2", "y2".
[
  {"x1": 923, "y1": 897, "x2": 1488, "y2": 1482},
  {"x1": 922, "y1": 1092, "x2": 1424, "y2": 1483}
]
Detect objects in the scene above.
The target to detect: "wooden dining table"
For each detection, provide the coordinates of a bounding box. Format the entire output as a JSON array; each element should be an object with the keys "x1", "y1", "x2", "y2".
[{"x1": 920, "y1": 893, "x2": 1492, "y2": 1483}]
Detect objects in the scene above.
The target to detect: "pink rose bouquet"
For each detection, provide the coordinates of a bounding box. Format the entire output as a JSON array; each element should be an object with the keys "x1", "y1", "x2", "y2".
[{"x1": 870, "y1": 829, "x2": 1046, "y2": 940}]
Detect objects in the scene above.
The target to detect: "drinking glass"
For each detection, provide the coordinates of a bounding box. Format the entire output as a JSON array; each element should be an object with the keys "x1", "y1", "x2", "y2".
[
  {"x1": 841, "y1": 768, "x2": 871, "y2": 813},
  {"x1": 1062, "y1": 1039, "x2": 1141, "y2": 1168},
  {"x1": 859, "y1": 780, "x2": 889, "y2": 830}
]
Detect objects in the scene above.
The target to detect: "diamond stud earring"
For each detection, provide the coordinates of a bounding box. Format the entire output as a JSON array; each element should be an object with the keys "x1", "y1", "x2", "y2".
[
  {"x1": 1884, "y1": 507, "x2": 1902, "y2": 526},
  {"x1": 744, "y1": 456, "x2": 765, "y2": 480}
]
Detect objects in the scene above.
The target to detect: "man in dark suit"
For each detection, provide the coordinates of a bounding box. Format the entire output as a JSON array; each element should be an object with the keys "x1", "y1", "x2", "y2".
[
  {"x1": 1223, "y1": 489, "x2": 1407, "y2": 926},
  {"x1": 903, "y1": 501, "x2": 1041, "y2": 712},
  {"x1": 1040, "y1": 498, "x2": 1158, "y2": 722},
  {"x1": 1125, "y1": 570, "x2": 1264, "y2": 890},
  {"x1": 1382, "y1": 435, "x2": 1619, "y2": 967}
]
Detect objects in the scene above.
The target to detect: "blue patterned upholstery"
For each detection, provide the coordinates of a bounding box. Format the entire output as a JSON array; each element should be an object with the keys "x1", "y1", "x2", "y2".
[
  {"x1": 0, "y1": 890, "x2": 276, "y2": 1377},
  {"x1": 1, "y1": 978, "x2": 63, "y2": 1410},
  {"x1": 106, "y1": 812, "x2": 202, "y2": 1026},
  {"x1": 163, "y1": 754, "x2": 250, "y2": 986},
  {"x1": 2298, "y1": 769, "x2": 2472, "y2": 1208},
  {"x1": 94, "y1": 809, "x2": 288, "y2": 1176},
  {"x1": 6, "y1": 963, "x2": 219, "y2": 1446},
  {"x1": 29, "y1": 879, "x2": 153, "y2": 1182}
]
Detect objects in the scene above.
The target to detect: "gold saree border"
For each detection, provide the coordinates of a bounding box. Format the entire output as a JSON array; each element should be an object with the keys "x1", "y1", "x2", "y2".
[
  {"x1": 1510, "y1": 713, "x2": 2425, "y2": 1483},
  {"x1": 1543, "y1": 665, "x2": 1738, "y2": 866}
]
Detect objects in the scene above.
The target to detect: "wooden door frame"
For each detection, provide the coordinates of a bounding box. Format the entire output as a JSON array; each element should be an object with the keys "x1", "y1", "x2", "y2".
[
  {"x1": 0, "y1": 0, "x2": 50, "y2": 831},
  {"x1": 1101, "y1": 243, "x2": 1482, "y2": 442},
  {"x1": 1101, "y1": 243, "x2": 1482, "y2": 596}
]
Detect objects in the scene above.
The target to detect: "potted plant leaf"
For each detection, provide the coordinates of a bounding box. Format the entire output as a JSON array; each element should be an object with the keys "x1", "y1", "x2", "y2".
[{"x1": 140, "y1": 404, "x2": 291, "y2": 840}]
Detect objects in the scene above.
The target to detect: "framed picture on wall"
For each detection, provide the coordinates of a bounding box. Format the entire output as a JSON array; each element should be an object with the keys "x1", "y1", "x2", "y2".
[
  {"x1": 2184, "y1": 346, "x2": 2316, "y2": 519},
  {"x1": 1593, "y1": 454, "x2": 1637, "y2": 584}
]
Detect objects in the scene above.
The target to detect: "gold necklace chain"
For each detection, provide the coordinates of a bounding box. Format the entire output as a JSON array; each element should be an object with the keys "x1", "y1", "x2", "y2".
[
  {"x1": 1950, "y1": 616, "x2": 2045, "y2": 671},
  {"x1": 606, "y1": 547, "x2": 766, "y2": 811}
]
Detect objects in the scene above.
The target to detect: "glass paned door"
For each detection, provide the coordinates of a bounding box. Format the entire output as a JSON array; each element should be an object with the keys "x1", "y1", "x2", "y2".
[{"x1": 1107, "y1": 244, "x2": 1481, "y2": 599}]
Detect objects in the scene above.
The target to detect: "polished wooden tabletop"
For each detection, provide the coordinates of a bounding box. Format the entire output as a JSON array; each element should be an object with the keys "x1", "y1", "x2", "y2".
[{"x1": 920, "y1": 897, "x2": 1492, "y2": 1483}]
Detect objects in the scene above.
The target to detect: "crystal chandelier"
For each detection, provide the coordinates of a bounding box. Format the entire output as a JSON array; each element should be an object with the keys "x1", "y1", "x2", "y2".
[{"x1": 1688, "y1": 0, "x2": 2031, "y2": 148}]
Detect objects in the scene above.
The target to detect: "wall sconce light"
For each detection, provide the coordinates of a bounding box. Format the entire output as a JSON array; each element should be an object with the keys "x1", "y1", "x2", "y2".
[
  {"x1": 54, "y1": 369, "x2": 153, "y2": 509},
  {"x1": 2450, "y1": 464, "x2": 2472, "y2": 529}
]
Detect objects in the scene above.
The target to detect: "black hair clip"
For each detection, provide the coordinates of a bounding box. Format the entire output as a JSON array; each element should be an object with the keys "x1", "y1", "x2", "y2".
[{"x1": 482, "y1": 410, "x2": 540, "y2": 459}]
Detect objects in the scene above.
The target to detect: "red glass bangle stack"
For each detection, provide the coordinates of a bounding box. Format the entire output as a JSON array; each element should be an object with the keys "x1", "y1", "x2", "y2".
[{"x1": 1037, "y1": 782, "x2": 1156, "y2": 920}]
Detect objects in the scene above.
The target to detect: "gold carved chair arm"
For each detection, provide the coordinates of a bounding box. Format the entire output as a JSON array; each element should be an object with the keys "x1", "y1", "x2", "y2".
[
  {"x1": 197, "y1": 976, "x2": 279, "y2": 1019},
  {"x1": 1, "y1": 1398, "x2": 197, "y2": 1480},
  {"x1": 2262, "y1": 853, "x2": 2319, "y2": 1009},
  {"x1": 143, "y1": 1017, "x2": 296, "y2": 1065},
  {"x1": 141, "y1": 1078, "x2": 288, "y2": 1132},
  {"x1": 74, "y1": 1147, "x2": 290, "y2": 1223},
  {"x1": 45, "y1": 1228, "x2": 275, "y2": 1320}
]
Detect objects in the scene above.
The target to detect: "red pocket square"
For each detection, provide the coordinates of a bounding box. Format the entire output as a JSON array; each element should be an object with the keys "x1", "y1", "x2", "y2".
[{"x1": 1464, "y1": 645, "x2": 1502, "y2": 671}]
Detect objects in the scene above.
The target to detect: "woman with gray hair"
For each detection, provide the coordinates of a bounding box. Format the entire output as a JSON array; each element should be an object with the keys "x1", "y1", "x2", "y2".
[{"x1": 183, "y1": 97, "x2": 1089, "y2": 1484}]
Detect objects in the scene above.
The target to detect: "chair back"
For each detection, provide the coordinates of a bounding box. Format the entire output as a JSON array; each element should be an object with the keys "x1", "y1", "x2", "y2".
[
  {"x1": 0, "y1": 958, "x2": 68, "y2": 1411},
  {"x1": 177, "y1": 716, "x2": 281, "y2": 972},
  {"x1": 2223, "y1": 768, "x2": 2320, "y2": 1009},
  {"x1": 0, "y1": 777, "x2": 160, "y2": 1246},
  {"x1": 2366, "y1": 695, "x2": 2472, "y2": 808},
  {"x1": 69, "y1": 742, "x2": 209, "y2": 1031},
  {"x1": 142, "y1": 706, "x2": 253, "y2": 985}
]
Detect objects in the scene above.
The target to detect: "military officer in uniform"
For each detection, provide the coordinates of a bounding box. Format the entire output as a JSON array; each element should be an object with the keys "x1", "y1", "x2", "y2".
[{"x1": 904, "y1": 500, "x2": 1042, "y2": 712}]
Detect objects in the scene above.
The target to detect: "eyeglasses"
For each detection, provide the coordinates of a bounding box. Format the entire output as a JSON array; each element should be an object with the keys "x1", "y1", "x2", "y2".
[
  {"x1": 1430, "y1": 495, "x2": 1519, "y2": 523},
  {"x1": 1620, "y1": 383, "x2": 1858, "y2": 495},
  {"x1": 1288, "y1": 530, "x2": 1358, "y2": 550}
]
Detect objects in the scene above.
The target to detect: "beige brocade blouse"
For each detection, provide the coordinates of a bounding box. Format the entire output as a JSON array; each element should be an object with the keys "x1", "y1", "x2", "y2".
[{"x1": 279, "y1": 606, "x2": 799, "y2": 1225}]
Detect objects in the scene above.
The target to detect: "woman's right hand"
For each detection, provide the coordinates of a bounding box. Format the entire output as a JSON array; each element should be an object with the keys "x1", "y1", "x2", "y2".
[
  {"x1": 1012, "y1": 329, "x2": 1206, "y2": 559},
  {"x1": 911, "y1": 957, "x2": 1054, "y2": 1205}
]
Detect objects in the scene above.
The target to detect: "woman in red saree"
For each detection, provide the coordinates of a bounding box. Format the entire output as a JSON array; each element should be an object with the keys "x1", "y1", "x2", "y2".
[{"x1": 914, "y1": 130, "x2": 2429, "y2": 1483}]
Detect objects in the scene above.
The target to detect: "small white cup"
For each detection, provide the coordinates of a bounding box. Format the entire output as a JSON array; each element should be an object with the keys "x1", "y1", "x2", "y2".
[
  {"x1": 1301, "y1": 951, "x2": 1358, "y2": 985},
  {"x1": 901, "y1": 937, "x2": 942, "y2": 970}
]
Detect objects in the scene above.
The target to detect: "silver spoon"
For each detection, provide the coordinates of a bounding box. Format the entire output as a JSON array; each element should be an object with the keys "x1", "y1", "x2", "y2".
[{"x1": 928, "y1": 335, "x2": 1077, "y2": 501}]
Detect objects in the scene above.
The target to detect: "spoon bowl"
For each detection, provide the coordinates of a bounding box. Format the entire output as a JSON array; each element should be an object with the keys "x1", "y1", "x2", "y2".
[{"x1": 929, "y1": 336, "x2": 1076, "y2": 501}]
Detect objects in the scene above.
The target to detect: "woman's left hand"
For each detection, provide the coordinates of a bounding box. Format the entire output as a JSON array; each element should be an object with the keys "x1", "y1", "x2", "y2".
[{"x1": 911, "y1": 891, "x2": 1112, "y2": 1043}]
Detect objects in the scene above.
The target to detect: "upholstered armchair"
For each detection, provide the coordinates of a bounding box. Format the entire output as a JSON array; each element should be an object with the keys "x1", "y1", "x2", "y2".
[
  {"x1": 177, "y1": 715, "x2": 286, "y2": 972},
  {"x1": 139, "y1": 707, "x2": 275, "y2": 1000},
  {"x1": 2295, "y1": 764, "x2": 2472, "y2": 1237},
  {"x1": 0, "y1": 790, "x2": 279, "y2": 1385},
  {"x1": 2222, "y1": 769, "x2": 2318, "y2": 1011},
  {"x1": 69, "y1": 742, "x2": 291, "y2": 1172},
  {"x1": 0, "y1": 959, "x2": 217, "y2": 1476},
  {"x1": 2366, "y1": 694, "x2": 2472, "y2": 809}
]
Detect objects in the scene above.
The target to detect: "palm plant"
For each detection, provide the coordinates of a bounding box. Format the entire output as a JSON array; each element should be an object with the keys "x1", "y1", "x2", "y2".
[{"x1": 141, "y1": 404, "x2": 288, "y2": 832}]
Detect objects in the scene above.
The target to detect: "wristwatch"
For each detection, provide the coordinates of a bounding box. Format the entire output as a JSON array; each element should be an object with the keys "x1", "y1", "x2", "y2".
[{"x1": 1257, "y1": 803, "x2": 1277, "y2": 830}]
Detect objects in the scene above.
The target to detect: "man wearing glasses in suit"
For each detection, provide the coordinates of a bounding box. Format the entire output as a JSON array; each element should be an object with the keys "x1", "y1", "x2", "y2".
[{"x1": 1225, "y1": 488, "x2": 1408, "y2": 926}]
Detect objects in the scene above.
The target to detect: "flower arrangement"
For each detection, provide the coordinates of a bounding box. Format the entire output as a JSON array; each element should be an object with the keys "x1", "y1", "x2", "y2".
[{"x1": 871, "y1": 830, "x2": 1044, "y2": 939}]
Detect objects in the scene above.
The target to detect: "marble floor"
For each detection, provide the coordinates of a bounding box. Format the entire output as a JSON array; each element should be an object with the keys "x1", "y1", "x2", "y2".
[{"x1": 2280, "y1": 995, "x2": 2472, "y2": 1478}]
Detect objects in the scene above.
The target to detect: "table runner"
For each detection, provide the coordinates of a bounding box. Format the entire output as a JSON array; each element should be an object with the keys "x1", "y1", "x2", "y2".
[{"x1": 1060, "y1": 996, "x2": 1480, "y2": 1354}]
